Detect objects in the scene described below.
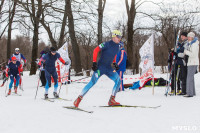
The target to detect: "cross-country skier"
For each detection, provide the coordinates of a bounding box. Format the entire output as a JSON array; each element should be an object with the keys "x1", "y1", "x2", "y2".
[
  {"x1": 116, "y1": 42, "x2": 127, "y2": 91},
  {"x1": 38, "y1": 47, "x2": 69, "y2": 99},
  {"x1": 9, "y1": 48, "x2": 27, "y2": 90},
  {"x1": 6, "y1": 57, "x2": 23, "y2": 95},
  {"x1": 73, "y1": 30, "x2": 122, "y2": 107}
]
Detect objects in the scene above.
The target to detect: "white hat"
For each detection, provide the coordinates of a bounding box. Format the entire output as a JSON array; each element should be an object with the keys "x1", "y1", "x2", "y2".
[
  {"x1": 15, "y1": 48, "x2": 19, "y2": 51},
  {"x1": 187, "y1": 32, "x2": 195, "y2": 38}
]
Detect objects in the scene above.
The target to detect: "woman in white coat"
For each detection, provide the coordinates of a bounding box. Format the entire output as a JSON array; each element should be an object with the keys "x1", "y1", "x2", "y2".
[{"x1": 184, "y1": 32, "x2": 199, "y2": 97}]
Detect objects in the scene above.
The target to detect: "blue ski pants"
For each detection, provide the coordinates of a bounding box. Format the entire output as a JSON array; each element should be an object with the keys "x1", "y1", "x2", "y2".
[
  {"x1": 80, "y1": 68, "x2": 121, "y2": 97},
  {"x1": 117, "y1": 70, "x2": 125, "y2": 91},
  {"x1": 45, "y1": 69, "x2": 58, "y2": 94},
  {"x1": 9, "y1": 74, "x2": 20, "y2": 89}
]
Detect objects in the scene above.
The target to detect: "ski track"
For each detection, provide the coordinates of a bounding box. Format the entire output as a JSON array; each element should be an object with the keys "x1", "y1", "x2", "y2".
[{"x1": 0, "y1": 71, "x2": 200, "y2": 133}]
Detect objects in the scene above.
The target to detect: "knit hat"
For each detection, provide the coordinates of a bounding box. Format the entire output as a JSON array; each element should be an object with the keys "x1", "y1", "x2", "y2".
[
  {"x1": 112, "y1": 30, "x2": 122, "y2": 39},
  {"x1": 181, "y1": 32, "x2": 188, "y2": 37},
  {"x1": 50, "y1": 47, "x2": 56, "y2": 53},
  {"x1": 15, "y1": 48, "x2": 19, "y2": 51},
  {"x1": 12, "y1": 56, "x2": 17, "y2": 61},
  {"x1": 187, "y1": 32, "x2": 195, "y2": 38}
]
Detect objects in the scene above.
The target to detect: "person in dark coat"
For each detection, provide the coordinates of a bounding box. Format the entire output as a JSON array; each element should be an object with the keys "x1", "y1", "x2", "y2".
[{"x1": 177, "y1": 32, "x2": 188, "y2": 95}]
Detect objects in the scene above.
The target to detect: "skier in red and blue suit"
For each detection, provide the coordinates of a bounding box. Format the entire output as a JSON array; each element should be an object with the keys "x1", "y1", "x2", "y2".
[
  {"x1": 6, "y1": 56, "x2": 23, "y2": 95},
  {"x1": 38, "y1": 47, "x2": 68, "y2": 99},
  {"x1": 9, "y1": 48, "x2": 27, "y2": 90},
  {"x1": 73, "y1": 30, "x2": 123, "y2": 107},
  {"x1": 116, "y1": 42, "x2": 127, "y2": 91}
]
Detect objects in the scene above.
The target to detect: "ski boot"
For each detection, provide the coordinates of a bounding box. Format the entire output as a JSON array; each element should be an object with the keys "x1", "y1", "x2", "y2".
[
  {"x1": 108, "y1": 95, "x2": 121, "y2": 106},
  {"x1": 177, "y1": 90, "x2": 182, "y2": 95},
  {"x1": 7, "y1": 89, "x2": 11, "y2": 95},
  {"x1": 168, "y1": 90, "x2": 174, "y2": 95},
  {"x1": 44, "y1": 94, "x2": 48, "y2": 99},
  {"x1": 73, "y1": 96, "x2": 83, "y2": 108},
  {"x1": 53, "y1": 92, "x2": 59, "y2": 98},
  {"x1": 14, "y1": 87, "x2": 17, "y2": 94}
]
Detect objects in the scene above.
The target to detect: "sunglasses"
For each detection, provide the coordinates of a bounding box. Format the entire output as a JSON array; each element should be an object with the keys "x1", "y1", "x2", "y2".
[
  {"x1": 15, "y1": 50, "x2": 19, "y2": 52},
  {"x1": 51, "y1": 51, "x2": 56, "y2": 53},
  {"x1": 116, "y1": 35, "x2": 122, "y2": 39}
]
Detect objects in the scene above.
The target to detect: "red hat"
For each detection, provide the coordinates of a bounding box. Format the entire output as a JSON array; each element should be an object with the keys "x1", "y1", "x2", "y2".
[{"x1": 12, "y1": 56, "x2": 17, "y2": 61}]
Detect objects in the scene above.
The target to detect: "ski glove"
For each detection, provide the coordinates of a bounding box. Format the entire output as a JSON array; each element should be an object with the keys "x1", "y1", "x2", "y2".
[
  {"x1": 23, "y1": 63, "x2": 26, "y2": 67},
  {"x1": 5, "y1": 76, "x2": 8, "y2": 81},
  {"x1": 65, "y1": 61, "x2": 69, "y2": 65},
  {"x1": 113, "y1": 63, "x2": 119, "y2": 70},
  {"x1": 92, "y1": 62, "x2": 98, "y2": 71}
]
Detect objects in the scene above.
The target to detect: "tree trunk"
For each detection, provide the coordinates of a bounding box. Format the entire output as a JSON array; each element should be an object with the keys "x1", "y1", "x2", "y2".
[
  {"x1": 0, "y1": 0, "x2": 5, "y2": 18},
  {"x1": 125, "y1": 0, "x2": 136, "y2": 72},
  {"x1": 7, "y1": 0, "x2": 17, "y2": 60},
  {"x1": 40, "y1": 14, "x2": 57, "y2": 48},
  {"x1": 58, "y1": 1, "x2": 68, "y2": 49},
  {"x1": 66, "y1": 0, "x2": 82, "y2": 75},
  {"x1": 30, "y1": 0, "x2": 42, "y2": 75},
  {"x1": 97, "y1": 0, "x2": 106, "y2": 44}
]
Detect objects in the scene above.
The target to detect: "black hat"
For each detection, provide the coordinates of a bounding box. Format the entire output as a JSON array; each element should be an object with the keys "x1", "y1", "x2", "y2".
[
  {"x1": 50, "y1": 47, "x2": 56, "y2": 53},
  {"x1": 181, "y1": 32, "x2": 188, "y2": 37}
]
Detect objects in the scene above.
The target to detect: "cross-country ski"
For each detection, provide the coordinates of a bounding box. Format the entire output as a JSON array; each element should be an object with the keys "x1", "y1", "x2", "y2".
[{"x1": 63, "y1": 106, "x2": 93, "y2": 113}]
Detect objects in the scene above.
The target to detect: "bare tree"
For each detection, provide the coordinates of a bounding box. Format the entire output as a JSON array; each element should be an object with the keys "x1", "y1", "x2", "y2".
[
  {"x1": 7, "y1": 0, "x2": 17, "y2": 60},
  {"x1": 152, "y1": 0, "x2": 200, "y2": 70},
  {"x1": 30, "y1": 0, "x2": 42, "y2": 75},
  {"x1": 65, "y1": 0, "x2": 82, "y2": 75},
  {"x1": 0, "y1": 0, "x2": 5, "y2": 18},
  {"x1": 97, "y1": 0, "x2": 106, "y2": 44},
  {"x1": 0, "y1": 0, "x2": 9, "y2": 39},
  {"x1": 18, "y1": 0, "x2": 42, "y2": 75},
  {"x1": 39, "y1": 0, "x2": 68, "y2": 49},
  {"x1": 77, "y1": 30, "x2": 96, "y2": 75},
  {"x1": 125, "y1": 0, "x2": 136, "y2": 72}
]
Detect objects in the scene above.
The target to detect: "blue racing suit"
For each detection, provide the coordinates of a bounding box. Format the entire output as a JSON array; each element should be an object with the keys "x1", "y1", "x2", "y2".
[
  {"x1": 116, "y1": 47, "x2": 127, "y2": 91},
  {"x1": 6, "y1": 61, "x2": 22, "y2": 90},
  {"x1": 40, "y1": 52, "x2": 66, "y2": 94},
  {"x1": 80, "y1": 40, "x2": 122, "y2": 97}
]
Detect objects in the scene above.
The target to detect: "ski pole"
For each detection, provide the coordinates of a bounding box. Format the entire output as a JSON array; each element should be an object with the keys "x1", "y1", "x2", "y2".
[
  {"x1": 58, "y1": 77, "x2": 63, "y2": 96},
  {"x1": 35, "y1": 78, "x2": 40, "y2": 100},
  {"x1": 58, "y1": 67, "x2": 69, "y2": 96},
  {"x1": 5, "y1": 78, "x2": 9, "y2": 96},
  {"x1": 60, "y1": 70, "x2": 91, "y2": 79},
  {"x1": 72, "y1": 76, "x2": 90, "y2": 83},
  {"x1": 20, "y1": 74, "x2": 24, "y2": 91}
]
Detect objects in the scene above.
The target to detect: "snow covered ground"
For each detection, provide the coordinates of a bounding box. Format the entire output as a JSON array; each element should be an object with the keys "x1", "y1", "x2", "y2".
[{"x1": 0, "y1": 71, "x2": 200, "y2": 133}]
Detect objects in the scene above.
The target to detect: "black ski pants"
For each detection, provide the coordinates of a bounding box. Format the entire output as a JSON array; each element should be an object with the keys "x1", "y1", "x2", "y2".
[
  {"x1": 180, "y1": 65, "x2": 187, "y2": 94},
  {"x1": 171, "y1": 65, "x2": 181, "y2": 91}
]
